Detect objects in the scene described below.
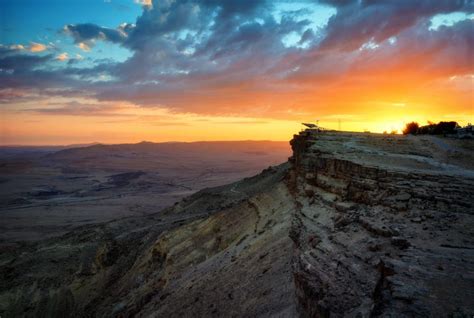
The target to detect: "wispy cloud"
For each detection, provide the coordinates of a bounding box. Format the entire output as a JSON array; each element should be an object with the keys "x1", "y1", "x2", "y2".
[
  {"x1": 134, "y1": 0, "x2": 152, "y2": 8},
  {"x1": 1, "y1": 42, "x2": 50, "y2": 53},
  {"x1": 76, "y1": 42, "x2": 91, "y2": 52},
  {"x1": 55, "y1": 52, "x2": 69, "y2": 61},
  {"x1": 23, "y1": 101, "x2": 127, "y2": 117},
  {"x1": 29, "y1": 42, "x2": 48, "y2": 52}
]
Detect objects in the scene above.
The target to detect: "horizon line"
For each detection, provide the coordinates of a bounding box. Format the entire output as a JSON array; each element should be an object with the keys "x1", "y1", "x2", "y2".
[{"x1": 0, "y1": 139, "x2": 294, "y2": 148}]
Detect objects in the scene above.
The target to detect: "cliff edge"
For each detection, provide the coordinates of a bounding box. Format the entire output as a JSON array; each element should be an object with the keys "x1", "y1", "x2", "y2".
[
  {"x1": 1, "y1": 131, "x2": 473, "y2": 317},
  {"x1": 289, "y1": 130, "x2": 474, "y2": 317}
]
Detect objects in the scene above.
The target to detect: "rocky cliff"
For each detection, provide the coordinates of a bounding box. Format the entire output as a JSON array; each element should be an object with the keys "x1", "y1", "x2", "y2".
[
  {"x1": 289, "y1": 130, "x2": 474, "y2": 317},
  {"x1": 1, "y1": 131, "x2": 473, "y2": 317}
]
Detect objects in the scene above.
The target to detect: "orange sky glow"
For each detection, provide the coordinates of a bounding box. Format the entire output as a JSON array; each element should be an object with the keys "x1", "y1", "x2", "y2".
[
  {"x1": 2, "y1": 67, "x2": 472, "y2": 145},
  {"x1": 1, "y1": 1, "x2": 472, "y2": 145},
  {"x1": 2, "y1": 80, "x2": 472, "y2": 145}
]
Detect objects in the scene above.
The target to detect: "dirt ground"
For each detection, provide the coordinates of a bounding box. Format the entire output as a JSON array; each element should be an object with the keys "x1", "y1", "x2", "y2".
[{"x1": 0, "y1": 141, "x2": 290, "y2": 242}]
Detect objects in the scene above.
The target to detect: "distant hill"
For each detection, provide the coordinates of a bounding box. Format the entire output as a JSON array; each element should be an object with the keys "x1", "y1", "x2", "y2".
[
  {"x1": 0, "y1": 143, "x2": 101, "y2": 159},
  {"x1": 47, "y1": 140, "x2": 289, "y2": 159},
  {"x1": 45, "y1": 140, "x2": 291, "y2": 173}
]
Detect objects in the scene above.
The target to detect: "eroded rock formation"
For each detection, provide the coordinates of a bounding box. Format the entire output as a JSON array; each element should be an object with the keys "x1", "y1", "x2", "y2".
[
  {"x1": 289, "y1": 130, "x2": 474, "y2": 317},
  {"x1": 1, "y1": 131, "x2": 473, "y2": 317}
]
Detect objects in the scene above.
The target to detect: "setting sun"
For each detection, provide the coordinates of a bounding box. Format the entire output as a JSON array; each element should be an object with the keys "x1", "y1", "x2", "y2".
[{"x1": 1, "y1": 1, "x2": 472, "y2": 144}]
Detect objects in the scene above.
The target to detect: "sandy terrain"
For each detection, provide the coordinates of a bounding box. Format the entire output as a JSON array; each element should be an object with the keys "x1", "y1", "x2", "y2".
[{"x1": 0, "y1": 141, "x2": 290, "y2": 242}]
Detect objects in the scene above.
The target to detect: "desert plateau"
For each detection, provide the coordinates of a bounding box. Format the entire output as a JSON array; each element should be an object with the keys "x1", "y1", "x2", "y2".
[
  {"x1": 0, "y1": 141, "x2": 290, "y2": 242},
  {"x1": 1, "y1": 130, "x2": 473, "y2": 317}
]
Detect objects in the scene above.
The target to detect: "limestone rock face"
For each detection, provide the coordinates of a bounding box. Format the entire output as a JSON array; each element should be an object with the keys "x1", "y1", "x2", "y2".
[
  {"x1": 1, "y1": 131, "x2": 473, "y2": 317},
  {"x1": 289, "y1": 131, "x2": 474, "y2": 317}
]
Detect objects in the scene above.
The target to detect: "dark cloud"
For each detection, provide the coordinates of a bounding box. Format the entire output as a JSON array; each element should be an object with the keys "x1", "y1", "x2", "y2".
[
  {"x1": 0, "y1": 53, "x2": 52, "y2": 71},
  {"x1": 0, "y1": 55, "x2": 95, "y2": 94},
  {"x1": 319, "y1": 0, "x2": 473, "y2": 51},
  {"x1": 0, "y1": 54, "x2": 75, "y2": 91},
  {"x1": 0, "y1": 45, "x2": 23, "y2": 57},
  {"x1": 318, "y1": 0, "x2": 356, "y2": 7},
  {"x1": 200, "y1": 0, "x2": 267, "y2": 19},
  {"x1": 63, "y1": 23, "x2": 128, "y2": 45},
  {"x1": 288, "y1": 17, "x2": 474, "y2": 82},
  {"x1": 1, "y1": 0, "x2": 473, "y2": 119}
]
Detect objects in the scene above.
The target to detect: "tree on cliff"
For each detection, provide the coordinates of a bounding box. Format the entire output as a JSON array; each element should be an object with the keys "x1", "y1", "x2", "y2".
[{"x1": 403, "y1": 122, "x2": 419, "y2": 135}]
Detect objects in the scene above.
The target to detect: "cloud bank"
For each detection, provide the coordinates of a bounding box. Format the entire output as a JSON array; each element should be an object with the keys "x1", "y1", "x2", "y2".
[{"x1": 1, "y1": 0, "x2": 473, "y2": 121}]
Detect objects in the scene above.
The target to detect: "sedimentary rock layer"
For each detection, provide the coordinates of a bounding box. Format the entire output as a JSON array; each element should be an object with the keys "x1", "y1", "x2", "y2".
[
  {"x1": 289, "y1": 131, "x2": 474, "y2": 317},
  {"x1": 1, "y1": 131, "x2": 473, "y2": 317}
]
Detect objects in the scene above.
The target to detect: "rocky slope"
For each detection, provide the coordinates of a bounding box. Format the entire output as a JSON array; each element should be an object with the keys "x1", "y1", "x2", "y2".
[
  {"x1": 0, "y1": 164, "x2": 297, "y2": 317},
  {"x1": 1, "y1": 131, "x2": 473, "y2": 317}
]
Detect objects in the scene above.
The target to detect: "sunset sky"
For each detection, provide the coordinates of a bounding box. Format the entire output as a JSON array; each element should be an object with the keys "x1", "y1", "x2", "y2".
[{"x1": 1, "y1": 0, "x2": 473, "y2": 145}]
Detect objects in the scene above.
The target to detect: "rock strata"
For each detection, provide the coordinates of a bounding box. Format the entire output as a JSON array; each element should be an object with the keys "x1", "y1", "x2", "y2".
[
  {"x1": 1, "y1": 131, "x2": 473, "y2": 317},
  {"x1": 289, "y1": 130, "x2": 474, "y2": 317}
]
